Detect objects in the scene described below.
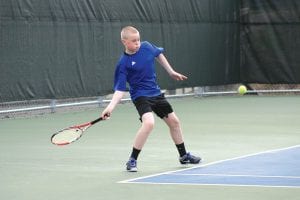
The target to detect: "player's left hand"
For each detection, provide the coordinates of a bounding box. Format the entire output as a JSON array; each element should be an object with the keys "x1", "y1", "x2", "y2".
[{"x1": 171, "y1": 72, "x2": 188, "y2": 81}]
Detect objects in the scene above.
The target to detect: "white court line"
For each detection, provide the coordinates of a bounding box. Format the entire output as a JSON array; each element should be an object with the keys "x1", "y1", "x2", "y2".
[
  {"x1": 119, "y1": 181, "x2": 300, "y2": 189},
  {"x1": 118, "y1": 144, "x2": 300, "y2": 187},
  {"x1": 170, "y1": 173, "x2": 300, "y2": 179}
]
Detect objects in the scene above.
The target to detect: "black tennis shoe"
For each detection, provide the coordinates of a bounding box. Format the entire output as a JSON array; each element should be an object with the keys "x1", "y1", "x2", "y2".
[{"x1": 179, "y1": 152, "x2": 201, "y2": 164}]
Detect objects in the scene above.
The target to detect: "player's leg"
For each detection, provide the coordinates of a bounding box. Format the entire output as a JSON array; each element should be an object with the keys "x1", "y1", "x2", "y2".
[
  {"x1": 127, "y1": 97, "x2": 155, "y2": 172},
  {"x1": 126, "y1": 112, "x2": 155, "y2": 172},
  {"x1": 150, "y1": 95, "x2": 201, "y2": 164},
  {"x1": 133, "y1": 112, "x2": 155, "y2": 150},
  {"x1": 162, "y1": 112, "x2": 183, "y2": 145},
  {"x1": 162, "y1": 112, "x2": 201, "y2": 165}
]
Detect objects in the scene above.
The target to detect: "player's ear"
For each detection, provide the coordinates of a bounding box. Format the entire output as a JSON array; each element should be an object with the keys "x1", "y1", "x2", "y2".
[{"x1": 121, "y1": 38, "x2": 127, "y2": 46}]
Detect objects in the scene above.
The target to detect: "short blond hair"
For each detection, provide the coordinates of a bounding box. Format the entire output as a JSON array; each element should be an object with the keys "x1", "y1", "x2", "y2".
[{"x1": 121, "y1": 26, "x2": 139, "y2": 40}]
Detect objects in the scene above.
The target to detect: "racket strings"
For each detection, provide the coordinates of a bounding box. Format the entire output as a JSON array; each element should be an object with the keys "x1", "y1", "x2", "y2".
[
  {"x1": 51, "y1": 128, "x2": 83, "y2": 145},
  {"x1": 51, "y1": 118, "x2": 100, "y2": 146}
]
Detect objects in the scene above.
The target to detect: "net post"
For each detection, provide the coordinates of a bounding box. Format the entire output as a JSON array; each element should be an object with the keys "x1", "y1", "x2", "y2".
[
  {"x1": 168, "y1": 89, "x2": 176, "y2": 95},
  {"x1": 97, "y1": 96, "x2": 104, "y2": 107},
  {"x1": 50, "y1": 100, "x2": 57, "y2": 113},
  {"x1": 195, "y1": 87, "x2": 204, "y2": 97}
]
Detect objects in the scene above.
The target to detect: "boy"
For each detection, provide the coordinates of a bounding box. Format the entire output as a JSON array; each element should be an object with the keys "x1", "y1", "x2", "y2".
[{"x1": 101, "y1": 26, "x2": 201, "y2": 172}]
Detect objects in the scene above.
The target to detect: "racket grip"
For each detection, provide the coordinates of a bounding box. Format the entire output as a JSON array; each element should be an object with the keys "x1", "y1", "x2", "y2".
[{"x1": 91, "y1": 117, "x2": 103, "y2": 125}]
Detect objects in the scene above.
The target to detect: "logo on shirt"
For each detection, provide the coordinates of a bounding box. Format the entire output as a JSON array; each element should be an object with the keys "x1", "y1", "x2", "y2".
[{"x1": 131, "y1": 61, "x2": 136, "y2": 66}]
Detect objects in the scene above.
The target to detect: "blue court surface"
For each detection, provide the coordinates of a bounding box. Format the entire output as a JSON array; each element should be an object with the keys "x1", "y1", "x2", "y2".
[{"x1": 120, "y1": 145, "x2": 300, "y2": 188}]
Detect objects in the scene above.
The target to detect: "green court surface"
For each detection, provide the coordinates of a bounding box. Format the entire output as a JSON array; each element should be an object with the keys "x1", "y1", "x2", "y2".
[{"x1": 0, "y1": 96, "x2": 299, "y2": 200}]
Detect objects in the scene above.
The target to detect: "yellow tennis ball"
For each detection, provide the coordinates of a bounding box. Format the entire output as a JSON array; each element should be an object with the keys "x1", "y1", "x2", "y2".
[{"x1": 238, "y1": 85, "x2": 247, "y2": 95}]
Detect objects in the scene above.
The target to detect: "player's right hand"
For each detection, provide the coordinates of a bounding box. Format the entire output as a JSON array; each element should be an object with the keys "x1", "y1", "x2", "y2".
[{"x1": 101, "y1": 109, "x2": 111, "y2": 120}]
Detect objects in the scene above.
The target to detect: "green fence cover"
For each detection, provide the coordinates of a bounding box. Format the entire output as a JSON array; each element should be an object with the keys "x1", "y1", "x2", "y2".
[{"x1": 3, "y1": 0, "x2": 300, "y2": 102}]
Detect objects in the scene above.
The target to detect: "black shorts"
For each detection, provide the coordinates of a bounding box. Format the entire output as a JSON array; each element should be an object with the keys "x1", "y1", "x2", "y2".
[{"x1": 133, "y1": 94, "x2": 173, "y2": 120}]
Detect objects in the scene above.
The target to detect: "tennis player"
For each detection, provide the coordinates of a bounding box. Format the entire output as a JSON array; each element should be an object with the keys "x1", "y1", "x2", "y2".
[{"x1": 101, "y1": 26, "x2": 201, "y2": 172}]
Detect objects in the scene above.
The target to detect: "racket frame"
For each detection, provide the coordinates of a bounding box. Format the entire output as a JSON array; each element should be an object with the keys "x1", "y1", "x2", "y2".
[{"x1": 51, "y1": 117, "x2": 103, "y2": 146}]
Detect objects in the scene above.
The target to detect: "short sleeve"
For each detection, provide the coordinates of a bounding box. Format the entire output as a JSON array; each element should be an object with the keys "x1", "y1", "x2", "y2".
[
  {"x1": 113, "y1": 63, "x2": 127, "y2": 91},
  {"x1": 143, "y1": 41, "x2": 164, "y2": 57}
]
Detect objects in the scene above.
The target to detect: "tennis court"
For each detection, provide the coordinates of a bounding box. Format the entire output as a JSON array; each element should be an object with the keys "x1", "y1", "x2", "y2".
[
  {"x1": 1, "y1": 96, "x2": 300, "y2": 200},
  {"x1": 121, "y1": 145, "x2": 300, "y2": 188},
  {"x1": 2, "y1": 1, "x2": 300, "y2": 199}
]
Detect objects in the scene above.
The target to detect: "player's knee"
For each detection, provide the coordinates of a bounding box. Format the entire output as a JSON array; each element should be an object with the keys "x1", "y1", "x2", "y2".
[
  {"x1": 167, "y1": 115, "x2": 180, "y2": 129},
  {"x1": 142, "y1": 118, "x2": 155, "y2": 131},
  {"x1": 171, "y1": 118, "x2": 180, "y2": 128},
  {"x1": 141, "y1": 113, "x2": 155, "y2": 131}
]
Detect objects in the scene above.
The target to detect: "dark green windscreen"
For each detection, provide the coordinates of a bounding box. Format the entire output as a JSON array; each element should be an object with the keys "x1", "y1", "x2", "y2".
[
  {"x1": 240, "y1": 0, "x2": 300, "y2": 83},
  {"x1": 0, "y1": 0, "x2": 238, "y2": 102}
]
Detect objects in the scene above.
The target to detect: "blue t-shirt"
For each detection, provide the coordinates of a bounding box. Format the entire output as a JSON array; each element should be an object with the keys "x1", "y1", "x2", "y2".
[{"x1": 114, "y1": 41, "x2": 164, "y2": 100}]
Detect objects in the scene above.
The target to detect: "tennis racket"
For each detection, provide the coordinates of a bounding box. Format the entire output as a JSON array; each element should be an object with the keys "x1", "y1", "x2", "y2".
[{"x1": 51, "y1": 117, "x2": 103, "y2": 146}]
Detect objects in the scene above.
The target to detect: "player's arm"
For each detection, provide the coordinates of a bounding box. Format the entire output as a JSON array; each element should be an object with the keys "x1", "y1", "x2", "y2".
[
  {"x1": 156, "y1": 53, "x2": 187, "y2": 81},
  {"x1": 101, "y1": 90, "x2": 125, "y2": 119}
]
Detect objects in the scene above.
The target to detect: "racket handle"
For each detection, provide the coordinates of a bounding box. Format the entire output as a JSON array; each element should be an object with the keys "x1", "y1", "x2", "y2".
[{"x1": 91, "y1": 117, "x2": 103, "y2": 125}]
